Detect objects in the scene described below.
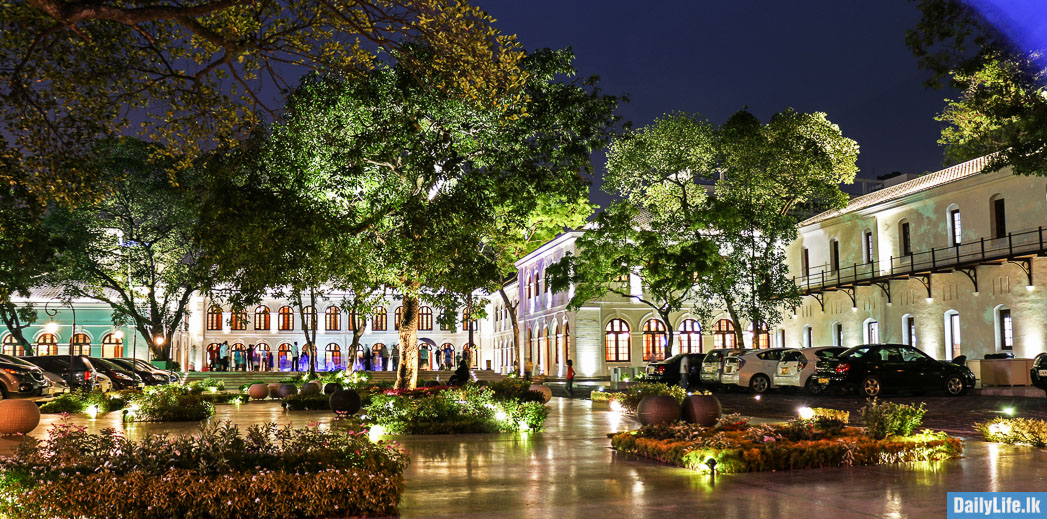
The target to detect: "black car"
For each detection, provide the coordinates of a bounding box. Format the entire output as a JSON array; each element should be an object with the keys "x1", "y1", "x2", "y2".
[
  {"x1": 815, "y1": 343, "x2": 975, "y2": 397},
  {"x1": 23, "y1": 355, "x2": 103, "y2": 391},
  {"x1": 645, "y1": 353, "x2": 706, "y2": 387},
  {"x1": 89, "y1": 358, "x2": 145, "y2": 390},
  {"x1": 1032, "y1": 353, "x2": 1047, "y2": 396},
  {"x1": 104, "y1": 358, "x2": 174, "y2": 386}
]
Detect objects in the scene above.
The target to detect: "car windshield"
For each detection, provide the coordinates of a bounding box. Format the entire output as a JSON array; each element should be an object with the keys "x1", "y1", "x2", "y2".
[{"x1": 703, "y1": 352, "x2": 723, "y2": 363}]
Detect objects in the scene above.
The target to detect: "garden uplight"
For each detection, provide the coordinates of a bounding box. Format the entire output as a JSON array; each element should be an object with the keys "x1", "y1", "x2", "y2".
[
  {"x1": 368, "y1": 424, "x2": 386, "y2": 442},
  {"x1": 494, "y1": 409, "x2": 508, "y2": 422},
  {"x1": 798, "y1": 407, "x2": 815, "y2": 420},
  {"x1": 210, "y1": 387, "x2": 218, "y2": 393},
  {"x1": 517, "y1": 420, "x2": 529, "y2": 431},
  {"x1": 609, "y1": 400, "x2": 623, "y2": 413},
  {"x1": 85, "y1": 405, "x2": 99, "y2": 418},
  {"x1": 1002, "y1": 407, "x2": 1016, "y2": 416},
  {"x1": 988, "y1": 421, "x2": 1012, "y2": 436}
]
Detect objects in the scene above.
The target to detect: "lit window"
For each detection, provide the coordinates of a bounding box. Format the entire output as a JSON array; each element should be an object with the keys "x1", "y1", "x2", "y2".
[
  {"x1": 713, "y1": 319, "x2": 735, "y2": 348},
  {"x1": 325, "y1": 306, "x2": 341, "y2": 331},
  {"x1": 206, "y1": 305, "x2": 223, "y2": 331},
  {"x1": 254, "y1": 306, "x2": 270, "y2": 330},
  {"x1": 642, "y1": 319, "x2": 667, "y2": 361},
  {"x1": 604, "y1": 319, "x2": 630, "y2": 362},
  {"x1": 373, "y1": 308, "x2": 387, "y2": 331},
  {"x1": 278, "y1": 306, "x2": 294, "y2": 331},
  {"x1": 418, "y1": 306, "x2": 433, "y2": 331},
  {"x1": 678, "y1": 319, "x2": 702, "y2": 353}
]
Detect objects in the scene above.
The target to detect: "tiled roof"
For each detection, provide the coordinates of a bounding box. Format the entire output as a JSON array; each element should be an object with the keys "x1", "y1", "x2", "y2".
[
  {"x1": 800, "y1": 155, "x2": 994, "y2": 227},
  {"x1": 9, "y1": 285, "x2": 124, "y2": 303}
]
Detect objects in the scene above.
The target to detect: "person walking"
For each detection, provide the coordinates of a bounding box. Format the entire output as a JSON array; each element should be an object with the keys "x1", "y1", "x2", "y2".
[
  {"x1": 291, "y1": 342, "x2": 299, "y2": 372},
  {"x1": 219, "y1": 341, "x2": 229, "y2": 372},
  {"x1": 266, "y1": 350, "x2": 273, "y2": 372},
  {"x1": 566, "y1": 359, "x2": 575, "y2": 398},
  {"x1": 247, "y1": 344, "x2": 255, "y2": 371},
  {"x1": 443, "y1": 344, "x2": 454, "y2": 371},
  {"x1": 390, "y1": 344, "x2": 399, "y2": 372},
  {"x1": 379, "y1": 343, "x2": 390, "y2": 371}
]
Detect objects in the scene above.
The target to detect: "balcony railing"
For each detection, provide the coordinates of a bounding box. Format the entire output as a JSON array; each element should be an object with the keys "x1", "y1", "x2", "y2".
[{"x1": 796, "y1": 226, "x2": 1046, "y2": 292}]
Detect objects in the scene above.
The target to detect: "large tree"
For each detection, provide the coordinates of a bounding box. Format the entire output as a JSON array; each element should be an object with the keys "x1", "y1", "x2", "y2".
[
  {"x1": 907, "y1": 0, "x2": 1047, "y2": 175},
  {"x1": 0, "y1": 184, "x2": 50, "y2": 354},
  {"x1": 1, "y1": 0, "x2": 525, "y2": 203},
  {"x1": 45, "y1": 139, "x2": 214, "y2": 359}
]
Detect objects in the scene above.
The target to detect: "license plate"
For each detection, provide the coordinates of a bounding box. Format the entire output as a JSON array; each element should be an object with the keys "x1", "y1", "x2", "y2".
[
  {"x1": 1039, "y1": 370, "x2": 1047, "y2": 376},
  {"x1": 818, "y1": 377, "x2": 829, "y2": 385}
]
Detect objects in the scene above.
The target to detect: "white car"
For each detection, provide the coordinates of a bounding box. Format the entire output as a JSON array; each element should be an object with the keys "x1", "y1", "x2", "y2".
[
  {"x1": 721, "y1": 348, "x2": 796, "y2": 393},
  {"x1": 699, "y1": 349, "x2": 747, "y2": 387},
  {"x1": 93, "y1": 373, "x2": 113, "y2": 392},
  {"x1": 774, "y1": 347, "x2": 847, "y2": 394}
]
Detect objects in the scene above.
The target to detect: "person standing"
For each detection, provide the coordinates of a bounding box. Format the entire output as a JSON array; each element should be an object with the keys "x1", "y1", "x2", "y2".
[
  {"x1": 266, "y1": 350, "x2": 273, "y2": 372},
  {"x1": 679, "y1": 354, "x2": 690, "y2": 391},
  {"x1": 566, "y1": 359, "x2": 576, "y2": 398},
  {"x1": 219, "y1": 341, "x2": 229, "y2": 372},
  {"x1": 379, "y1": 343, "x2": 390, "y2": 371},
  {"x1": 291, "y1": 341, "x2": 300, "y2": 372},
  {"x1": 390, "y1": 344, "x2": 399, "y2": 372},
  {"x1": 247, "y1": 344, "x2": 255, "y2": 371},
  {"x1": 443, "y1": 344, "x2": 454, "y2": 371}
]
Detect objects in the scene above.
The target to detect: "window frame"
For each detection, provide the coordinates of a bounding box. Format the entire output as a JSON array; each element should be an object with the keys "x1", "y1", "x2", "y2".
[{"x1": 604, "y1": 319, "x2": 631, "y2": 362}]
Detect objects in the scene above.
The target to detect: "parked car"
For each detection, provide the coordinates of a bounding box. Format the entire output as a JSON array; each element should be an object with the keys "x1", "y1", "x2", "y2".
[
  {"x1": 699, "y1": 349, "x2": 747, "y2": 388},
  {"x1": 104, "y1": 358, "x2": 173, "y2": 386},
  {"x1": 773, "y1": 347, "x2": 847, "y2": 395},
  {"x1": 815, "y1": 344, "x2": 975, "y2": 397},
  {"x1": 89, "y1": 358, "x2": 145, "y2": 390},
  {"x1": 23, "y1": 355, "x2": 106, "y2": 392},
  {"x1": 721, "y1": 348, "x2": 796, "y2": 393},
  {"x1": 645, "y1": 353, "x2": 706, "y2": 387},
  {"x1": 0, "y1": 354, "x2": 52, "y2": 398},
  {"x1": 1031, "y1": 353, "x2": 1047, "y2": 396}
]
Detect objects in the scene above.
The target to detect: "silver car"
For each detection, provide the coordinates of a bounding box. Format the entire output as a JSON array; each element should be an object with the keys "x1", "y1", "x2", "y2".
[
  {"x1": 699, "y1": 349, "x2": 746, "y2": 387},
  {"x1": 774, "y1": 347, "x2": 847, "y2": 395},
  {"x1": 721, "y1": 348, "x2": 796, "y2": 393}
]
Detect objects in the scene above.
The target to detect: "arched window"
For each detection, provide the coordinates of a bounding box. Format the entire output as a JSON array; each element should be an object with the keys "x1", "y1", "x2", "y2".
[
  {"x1": 832, "y1": 321, "x2": 844, "y2": 347},
  {"x1": 526, "y1": 273, "x2": 533, "y2": 299},
  {"x1": 750, "y1": 322, "x2": 770, "y2": 349},
  {"x1": 254, "y1": 305, "x2": 270, "y2": 330},
  {"x1": 206, "y1": 305, "x2": 223, "y2": 330},
  {"x1": 256, "y1": 342, "x2": 270, "y2": 356},
  {"x1": 554, "y1": 323, "x2": 561, "y2": 367},
  {"x1": 373, "y1": 307, "x2": 387, "y2": 331},
  {"x1": 325, "y1": 306, "x2": 341, "y2": 331},
  {"x1": 713, "y1": 319, "x2": 735, "y2": 348},
  {"x1": 462, "y1": 309, "x2": 475, "y2": 331},
  {"x1": 899, "y1": 219, "x2": 912, "y2": 256},
  {"x1": 101, "y1": 333, "x2": 123, "y2": 357},
  {"x1": 990, "y1": 193, "x2": 1006, "y2": 239},
  {"x1": 944, "y1": 310, "x2": 961, "y2": 358},
  {"x1": 535, "y1": 270, "x2": 542, "y2": 297},
  {"x1": 2, "y1": 335, "x2": 23, "y2": 356},
  {"x1": 863, "y1": 318, "x2": 880, "y2": 344},
  {"x1": 642, "y1": 319, "x2": 667, "y2": 361},
  {"x1": 346, "y1": 310, "x2": 361, "y2": 331},
  {"x1": 302, "y1": 306, "x2": 317, "y2": 330},
  {"x1": 803, "y1": 325, "x2": 813, "y2": 348},
  {"x1": 996, "y1": 305, "x2": 1013, "y2": 351},
  {"x1": 901, "y1": 315, "x2": 916, "y2": 347},
  {"x1": 278, "y1": 306, "x2": 294, "y2": 331},
  {"x1": 604, "y1": 319, "x2": 630, "y2": 362},
  {"x1": 33, "y1": 334, "x2": 57, "y2": 355},
  {"x1": 678, "y1": 319, "x2": 702, "y2": 353},
  {"x1": 394, "y1": 307, "x2": 402, "y2": 331},
  {"x1": 947, "y1": 204, "x2": 962, "y2": 246},
  {"x1": 418, "y1": 306, "x2": 433, "y2": 331},
  {"x1": 71, "y1": 333, "x2": 91, "y2": 355},
  {"x1": 325, "y1": 343, "x2": 341, "y2": 370},
  {"x1": 230, "y1": 307, "x2": 248, "y2": 331},
  {"x1": 278, "y1": 343, "x2": 292, "y2": 371},
  {"x1": 206, "y1": 343, "x2": 220, "y2": 366}
]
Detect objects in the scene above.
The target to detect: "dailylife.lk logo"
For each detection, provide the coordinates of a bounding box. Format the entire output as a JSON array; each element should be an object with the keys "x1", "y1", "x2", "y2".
[{"x1": 949, "y1": 492, "x2": 1046, "y2": 518}]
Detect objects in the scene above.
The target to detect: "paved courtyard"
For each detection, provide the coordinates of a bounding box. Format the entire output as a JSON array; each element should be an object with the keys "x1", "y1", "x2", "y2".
[{"x1": 3, "y1": 396, "x2": 1047, "y2": 518}]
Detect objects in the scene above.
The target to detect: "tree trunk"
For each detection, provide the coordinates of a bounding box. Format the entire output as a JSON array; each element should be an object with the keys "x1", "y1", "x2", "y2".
[
  {"x1": 498, "y1": 286, "x2": 522, "y2": 375},
  {"x1": 0, "y1": 304, "x2": 35, "y2": 355},
  {"x1": 348, "y1": 326, "x2": 364, "y2": 372},
  {"x1": 395, "y1": 288, "x2": 420, "y2": 390},
  {"x1": 659, "y1": 308, "x2": 675, "y2": 358},
  {"x1": 725, "y1": 299, "x2": 745, "y2": 348}
]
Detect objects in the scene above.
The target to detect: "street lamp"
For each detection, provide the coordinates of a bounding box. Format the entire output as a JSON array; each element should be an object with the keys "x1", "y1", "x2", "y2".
[{"x1": 43, "y1": 300, "x2": 76, "y2": 387}]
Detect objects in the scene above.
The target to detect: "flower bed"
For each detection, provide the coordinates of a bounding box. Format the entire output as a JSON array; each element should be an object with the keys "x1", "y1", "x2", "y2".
[
  {"x1": 0, "y1": 421, "x2": 408, "y2": 519},
  {"x1": 364, "y1": 384, "x2": 546, "y2": 434},
  {"x1": 124, "y1": 385, "x2": 215, "y2": 422},
  {"x1": 610, "y1": 405, "x2": 962, "y2": 474},
  {"x1": 977, "y1": 417, "x2": 1047, "y2": 447},
  {"x1": 591, "y1": 382, "x2": 697, "y2": 412}
]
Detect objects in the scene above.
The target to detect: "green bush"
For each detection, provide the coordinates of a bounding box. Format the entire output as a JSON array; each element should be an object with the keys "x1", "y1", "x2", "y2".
[
  {"x1": 488, "y1": 378, "x2": 544, "y2": 403},
  {"x1": 125, "y1": 385, "x2": 214, "y2": 422},
  {"x1": 615, "y1": 383, "x2": 691, "y2": 413},
  {"x1": 38, "y1": 393, "x2": 86, "y2": 414},
  {"x1": 0, "y1": 421, "x2": 408, "y2": 519},
  {"x1": 39, "y1": 390, "x2": 126, "y2": 414},
  {"x1": 976, "y1": 417, "x2": 1047, "y2": 447},
  {"x1": 364, "y1": 385, "x2": 547, "y2": 434},
  {"x1": 858, "y1": 398, "x2": 926, "y2": 439},
  {"x1": 186, "y1": 378, "x2": 224, "y2": 394}
]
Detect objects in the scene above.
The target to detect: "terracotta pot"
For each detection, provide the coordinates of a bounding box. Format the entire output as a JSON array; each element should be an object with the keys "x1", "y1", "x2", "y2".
[
  {"x1": 323, "y1": 382, "x2": 342, "y2": 395},
  {"x1": 276, "y1": 384, "x2": 298, "y2": 398},
  {"x1": 267, "y1": 383, "x2": 281, "y2": 398},
  {"x1": 300, "y1": 382, "x2": 320, "y2": 395},
  {"x1": 329, "y1": 389, "x2": 362, "y2": 415},
  {"x1": 248, "y1": 383, "x2": 269, "y2": 400},
  {"x1": 0, "y1": 399, "x2": 41, "y2": 435},
  {"x1": 636, "y1": 395, "x2": 682, "y2": 426},
  {"x1": 681, "y1": 394, "x2": 722, "y2": 427},
  {"x1": 529, "y1": 384, "x2": 552, "y2": 404}
]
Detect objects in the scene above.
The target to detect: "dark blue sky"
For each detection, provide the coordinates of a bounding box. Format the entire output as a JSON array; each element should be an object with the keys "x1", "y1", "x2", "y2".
[{"x1": 480, "y1": 0, "x2": 958, "y2": 204}]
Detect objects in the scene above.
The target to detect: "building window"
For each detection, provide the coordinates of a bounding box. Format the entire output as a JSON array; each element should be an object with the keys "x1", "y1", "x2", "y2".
[
  {"x1": 2, "y1": 335, "x2": 23, "y2": 356},
  {"x1": 863, "y1": 231, "x2": 874, "y2": 264},
  {"x1": 462, "y1": 310, "x2": 475, "y2": 331},
  {"x1": 991, "y1": 196, "x2": 1007, "y2": 239},
  {"x1": 949, "y1": 208, "x2": 962, "y2": 246},
  {"x1": 832, "y1": 322, "x2": 843, "y2": 347},
  {"x1": 418, "y1": 306, "x2": 433, "y2": 331},
  {"x1": 535, "y1": 270, "x2": 542, "y2": 297},
  {"x1": 605, "y1": 319, "x2": 630, "y2": 362},
  {"x1": 946, "y1": 311, "x2": 962, "y2": 357},
  {"x1": 751, "y1": 323, "x2": 770, "y2": 349},
  {"x1": 230, "y1": 307, "x2": 248, "y2": 331},
  {"x1": 373, "y1": 308, "x2": 387, "y2": 331},
  {"x1": 865, "y1": 320, "x2": 880, "y2": 344},
  {"x1": 395, "y1": 307, "x2": 402, "y2": 331},
  {"x1": 998, "y1": 307, "x2": 1013, "y2": 351},
  {"x1": 777, "y1": 329, "x2": 786, "y2": 348},
  {"x1": 101, "y1": 333, "x2": 123, "y2": 357},
  {"x1": 803, "y1": 326, "x2": 813, "y2": 348},
  {"x1": 904, "y1": 315, "x2": 916, "y2": 347},
  {"x1": 36, "y1": 333, "x2": 58, "y2": 355},
  {"x1": 713, "y1": 319, "x2": 736, "y2": 348},
  {"x1": 801, "y1": 247, "x2": 810, "y2": 278},
  {"x1": 324, "y1": 343, "x2": 342, "y2": 370},
  {"x1": 554, "y1": 323, "x2": 561, "y2": 367},
  {"x1": 206, "y1": 305, "x2": 223, "y2": 331},
  {"x1": 642, "y1": 319, "x2": 667, "y2": 362},
  {"x1": 830, "y1": 239, "x2": 840, "y2": 272},
  {"x1": 900, "y1": 221, "x2": 912, "y2": 256},
  {"x1": 543, "y1": 269, "x2": 549, "y2": 293},
  {"x1": 278, "y1": 343, "x2": 292, "y2": 371},
  {"x1": 526, "y1": 273, "x2": 533, "y2": 300},
  {"x1": 564, "y1": 322, "x2": 571, "y2": 362},
  {"x1": 678, "y1": 319, "x2": 702, "y2": 354},
  {"x1": 325, "y1": 306, "x2": 341, "y2": 331},
  {"x1": 346, "y1": 310, "x2": 361, "y2": 331},
  {"x1": 302, "y1": 306, "x2": 317, "y2": 330},
  {"x1": 278, "y1": 306, "x2": 294, "y2": 331},
  {"x1": 254, "y1": 305, "x2": 270, "y2": 330},
  {"x1": 71, "y1": 333, "x2": 91, "y2": 355}
]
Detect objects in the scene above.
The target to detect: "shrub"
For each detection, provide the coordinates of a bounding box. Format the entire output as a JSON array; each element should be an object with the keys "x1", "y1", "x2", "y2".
[
  {"x1": 976, "y1": 417, "x2": 1047, "y2": 447},
  {"x1": 364, "y1": 385, "x2": 547, "y2": 434},
  {"x1": 39, "y1": 390, "x2": 125, "y2": 414},
  {"x1": 237, "y1": 380, "x2": 266, "y2": 392},
  {"x1": 283, "y1": 393, "x2": 331, "y2": 411},
  {"x1": 186, "y1": 378, "x2": 224, "y2": 394},
  {"x1": 488, "y1": 378, "x2": 544, "y2": 403},
  {"x1": 858, "y1": 399, "x2": 926, "y2": 439},
  {"x1": 810, "y1": 407, "x2": 849, "y2": 423},
  {"x1": 125, "y1": 385, "x2": 215, "y2": 422},
  {"x1": 0, "y1": 421, "x2": 408, "y2": 519}
]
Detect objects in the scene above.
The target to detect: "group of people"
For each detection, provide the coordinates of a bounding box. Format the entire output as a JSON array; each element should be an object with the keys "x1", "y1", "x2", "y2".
[
  {"x1": 208, "y1": 341, "x2": 309, "y2": 372},
  {"x1": 353, "y1": 343, "x2": 399, "y2": 372},
  {"x1": 207, "y1": 341, "x2": 483, "y2": 373}
]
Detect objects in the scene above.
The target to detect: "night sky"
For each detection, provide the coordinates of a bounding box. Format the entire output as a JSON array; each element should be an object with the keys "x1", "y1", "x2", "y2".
[{"x1": 480, "y1": 0, "x2": 959, "y2": 206}]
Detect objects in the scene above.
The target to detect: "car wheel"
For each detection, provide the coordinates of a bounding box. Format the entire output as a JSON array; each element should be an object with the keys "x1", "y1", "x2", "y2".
[
  {"x1": 749, "y1": 374, "x2": 770, "y2": 394},
  {"x1": 860, "y1": 375, "x2": 882, "y2": 397},
  {"x1": 805, "y1": 376, "x2": 826, "y2": 395},
  {"x1": 945, "y1": 374, "x2": 966, "y2": 396}
]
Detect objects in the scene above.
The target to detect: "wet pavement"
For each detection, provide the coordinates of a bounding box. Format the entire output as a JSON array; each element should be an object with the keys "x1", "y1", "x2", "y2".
[{"x1": 4, "y1": 398, "x2": 1047, "y2": 518}]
